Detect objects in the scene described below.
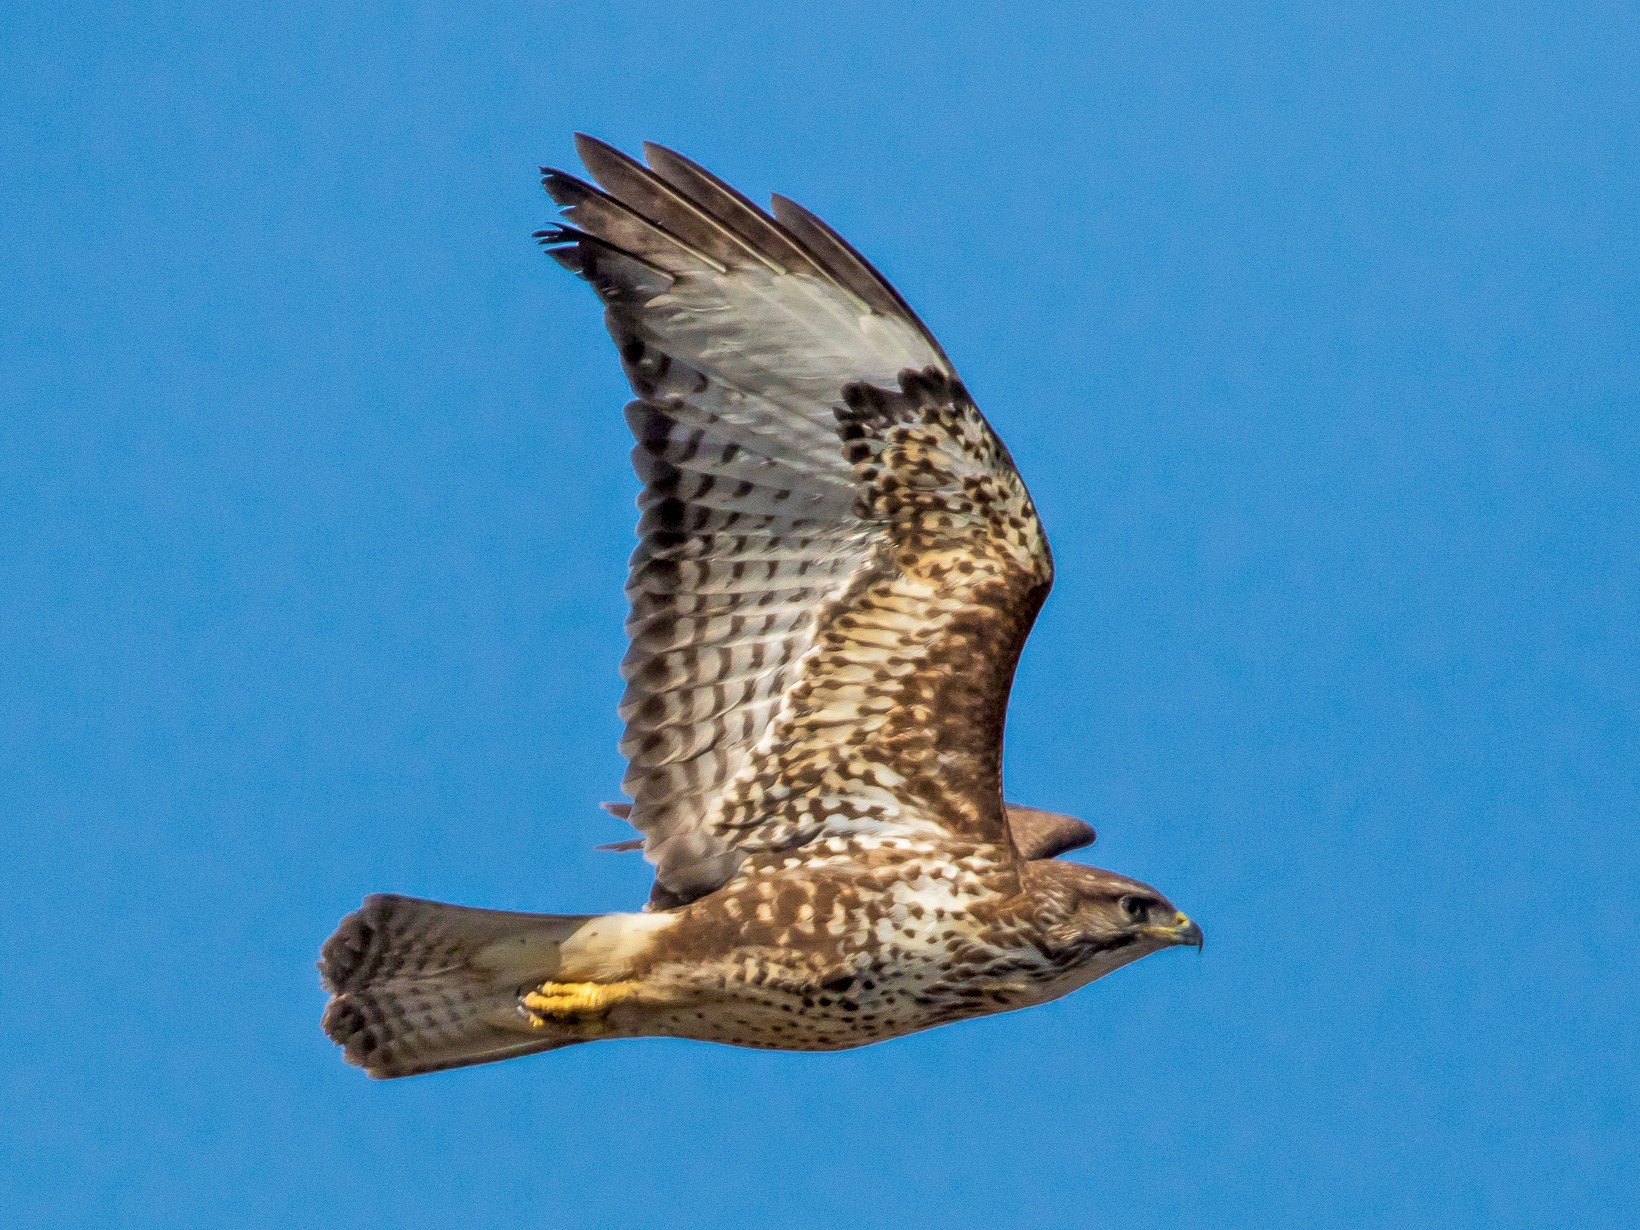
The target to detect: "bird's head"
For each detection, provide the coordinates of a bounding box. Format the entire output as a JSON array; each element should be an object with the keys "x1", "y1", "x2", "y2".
[{"x1": 1025, "y1": 860, "x2": 1203, "y2": 971}]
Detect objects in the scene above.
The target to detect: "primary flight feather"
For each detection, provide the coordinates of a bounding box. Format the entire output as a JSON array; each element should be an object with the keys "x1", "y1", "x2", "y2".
[{"x1": 319, "y1": 136, "x2": 1201, "y2": 1078}]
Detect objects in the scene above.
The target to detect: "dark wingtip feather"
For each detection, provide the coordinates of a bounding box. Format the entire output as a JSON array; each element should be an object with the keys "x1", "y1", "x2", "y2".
[
  {"x1": 540, "y1": 138, "x2": 952, "y2": 364},
  {"x1": 540, "y1": 167, "x2": 592, "y2": 207},
  {"x1": 639, "y1": 141, "x2": 826, "y2": 278},
  {"x1": 768, "y1": 193, "x2": 952, "y2": 365},
  {"x1": 573, "y1": 131, "x2": 622, "y2": 164},
  {"x1": 534, "y1": 226, "x2": 589, "y2": 274}
]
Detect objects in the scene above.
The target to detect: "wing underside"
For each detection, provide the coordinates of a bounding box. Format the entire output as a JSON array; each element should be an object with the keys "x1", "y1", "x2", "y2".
[{"x1": 542, "y1": 137, "x2": 1054, "y2": 904}]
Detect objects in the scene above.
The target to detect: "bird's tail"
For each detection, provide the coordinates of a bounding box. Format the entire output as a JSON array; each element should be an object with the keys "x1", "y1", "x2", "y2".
[{"x1": 319, "y1": 893, "x2": 605, "y2": 1078}]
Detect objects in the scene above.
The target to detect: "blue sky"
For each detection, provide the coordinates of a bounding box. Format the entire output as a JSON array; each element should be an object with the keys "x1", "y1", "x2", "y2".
[{"x1": 3, "y1": 3, "x2": 1636, "y2": 1226}]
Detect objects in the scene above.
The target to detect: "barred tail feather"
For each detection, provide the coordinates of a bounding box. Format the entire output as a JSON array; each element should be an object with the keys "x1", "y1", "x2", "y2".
[{"x1": 319, "y1": 893, "x2": 596, "y2": 1079}]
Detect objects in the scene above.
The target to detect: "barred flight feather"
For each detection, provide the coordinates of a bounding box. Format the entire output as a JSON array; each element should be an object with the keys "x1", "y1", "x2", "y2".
[{"x1": 540, "y1": 138, "x2": 1052, "y2": 906}]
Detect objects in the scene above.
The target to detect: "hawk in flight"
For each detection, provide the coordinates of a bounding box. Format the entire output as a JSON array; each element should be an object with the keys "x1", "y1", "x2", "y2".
[{"x1": 320, "y1": 136, "x2": 1201, "y2": 1078}]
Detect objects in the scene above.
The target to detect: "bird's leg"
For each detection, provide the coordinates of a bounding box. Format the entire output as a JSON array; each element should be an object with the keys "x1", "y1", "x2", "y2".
[{"x1": 517, "y1": 980, "x2": 645, "y2": 1031}]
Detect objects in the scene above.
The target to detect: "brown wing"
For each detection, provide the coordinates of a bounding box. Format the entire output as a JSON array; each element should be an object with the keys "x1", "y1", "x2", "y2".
[
  {"x1": 1003, "y1": 805, "x2": 1097, "y2": 860},
  {"x1": 542, "y1": 137, "x2": 1054, "y2": 904}
]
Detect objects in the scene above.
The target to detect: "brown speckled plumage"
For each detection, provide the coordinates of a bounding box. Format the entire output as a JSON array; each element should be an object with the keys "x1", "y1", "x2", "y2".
[{"x1": 319, "y1": 137, "x2": 1201, "y2": 1079}]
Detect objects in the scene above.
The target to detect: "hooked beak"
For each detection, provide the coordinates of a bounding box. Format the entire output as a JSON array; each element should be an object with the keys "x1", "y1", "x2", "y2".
[{"x1": 1142, "y1": 911, "x2": 1204, "y2": 951}]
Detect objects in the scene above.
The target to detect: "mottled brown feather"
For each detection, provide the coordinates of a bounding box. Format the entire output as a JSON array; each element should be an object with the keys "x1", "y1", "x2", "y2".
[{"x1": 539, "y1": 141, "x2": 1053, "y2": 906}]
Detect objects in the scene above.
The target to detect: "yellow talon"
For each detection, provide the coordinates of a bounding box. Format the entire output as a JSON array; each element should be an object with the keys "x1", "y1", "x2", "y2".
[{"x1": 519, "y1": 980, "x2": 635, "y2": 1029}]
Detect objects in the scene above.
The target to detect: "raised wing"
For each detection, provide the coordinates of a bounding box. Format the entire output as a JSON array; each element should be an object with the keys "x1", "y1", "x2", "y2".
[{"x1": 542, "y1": 137, "x2": 1054, "y2": 905}]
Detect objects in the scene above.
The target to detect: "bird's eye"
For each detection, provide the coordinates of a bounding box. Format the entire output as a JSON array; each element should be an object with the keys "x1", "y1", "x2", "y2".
[{"x1": 1120, "y1": 895, "x2": 1149, "y2": 922}]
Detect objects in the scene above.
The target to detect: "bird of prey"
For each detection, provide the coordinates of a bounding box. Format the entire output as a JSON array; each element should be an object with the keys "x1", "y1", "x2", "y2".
[{"x1": 319, "y1": 136, "x2": 1202, "y2": 1078}]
